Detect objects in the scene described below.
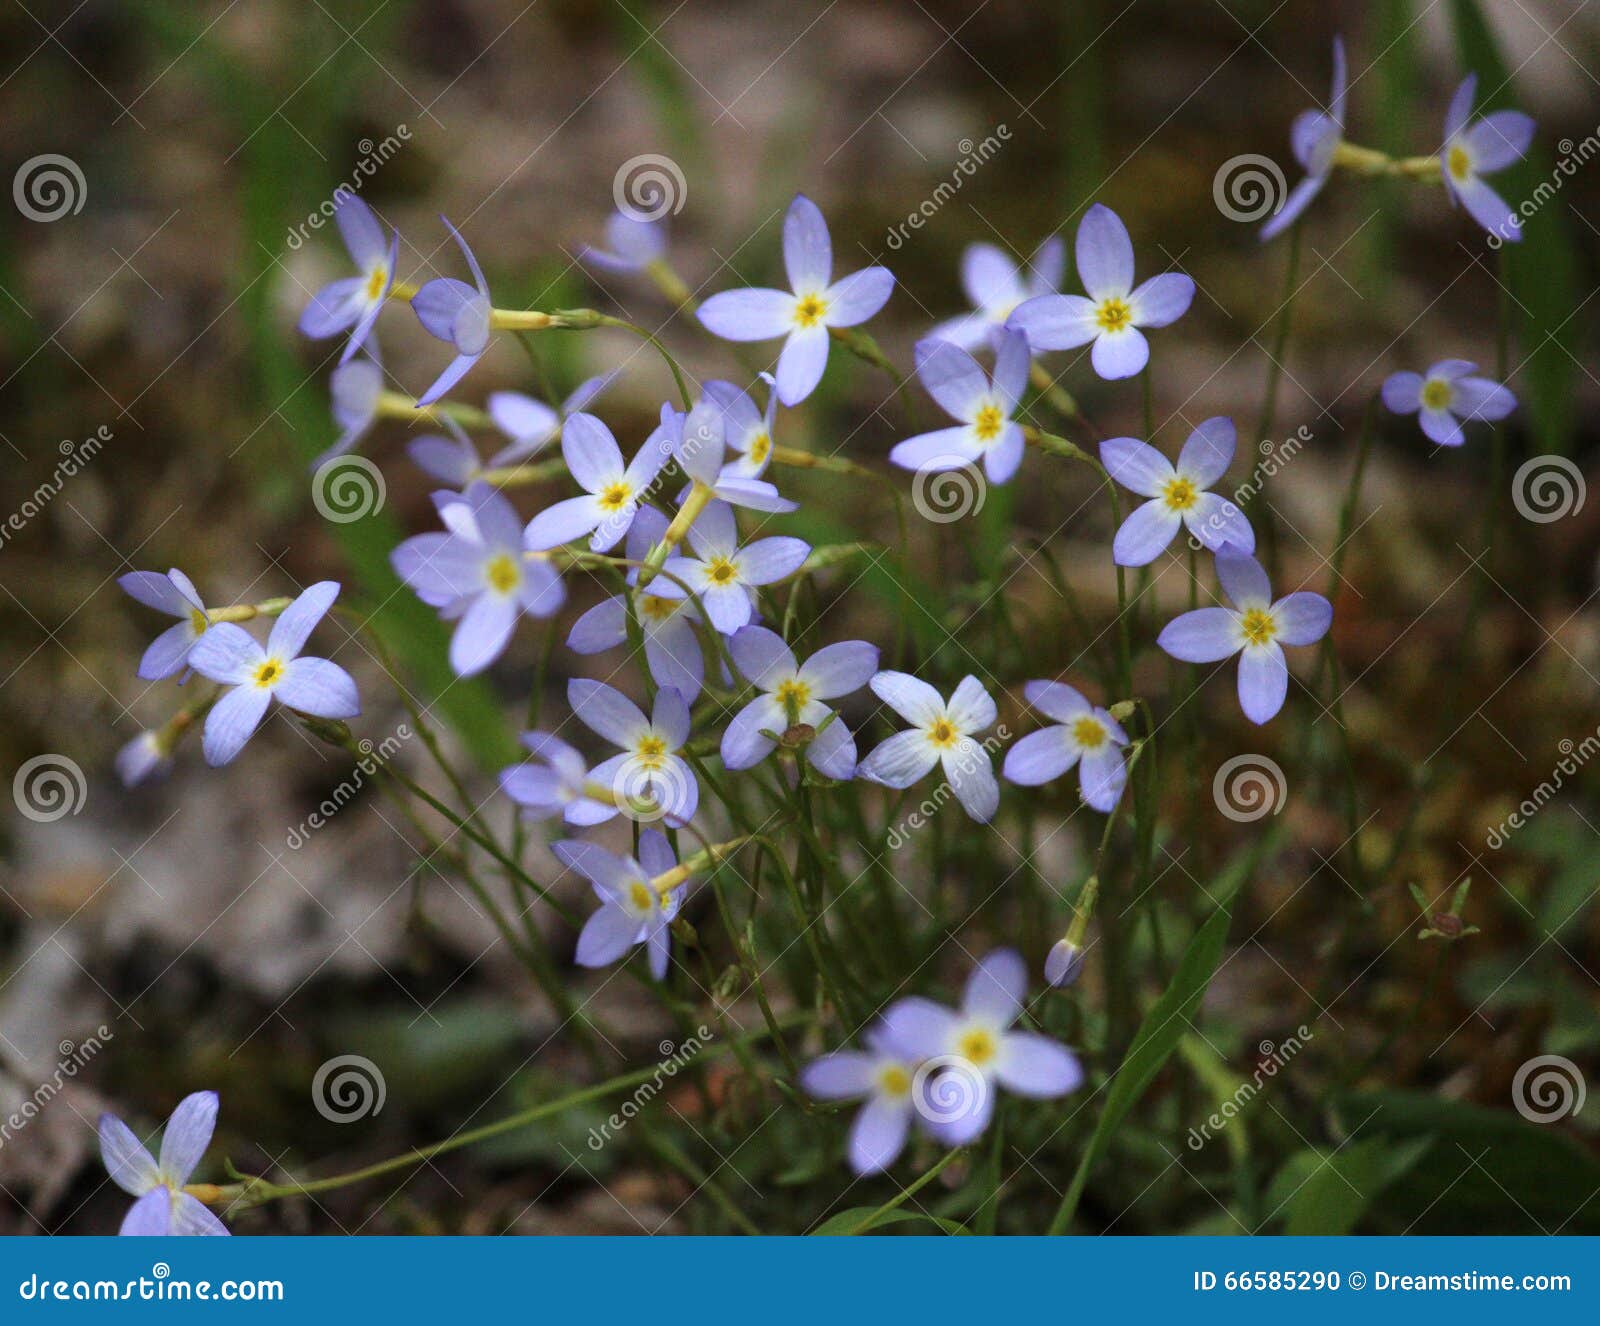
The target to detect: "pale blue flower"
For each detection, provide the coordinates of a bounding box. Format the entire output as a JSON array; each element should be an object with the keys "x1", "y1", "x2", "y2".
[
  {"x1": 119, "y1": 568, "x2": 210, "y2": 681},
  {"x1": 296, "y1": 195, "x2": 397, "y2": 365},
  {"x1": 411, "y1": 217, "x2": 492, "y2": 406},
  {"x1": 890, "y1": 329, "x2": 1029, "y2": 484},
  {"x1": 859, "y1": 673, "x2": 999, "y2": 823},
  {"x1": 927, "y1": 236, "x2": 1064, "y2": 351},
  {"x1": 1382, "y1": 359, "x2": 1516, "y2": 448},
  {"x1": 99, "y1": 1091, "x2": 228, "y2": 1236},
  {"x1": 553, "y1": 829, "x2": 682, "y2": 979},
  {"x1": 1002, "y1": 681, "x2": 1128, "y2": 812},
  {"x1": 1442, "y1": 75, "x2": 1535, "y2": 241},
  {"x1": 1261, "y1": 37, "x2": 1347, "y2": 242},
  {"x1": 1100, "y1": 417, "x2": 1254, "y2": 565},
  {"x1": 801, "y1": 1024, "x2": 926, "y2": 1174}
]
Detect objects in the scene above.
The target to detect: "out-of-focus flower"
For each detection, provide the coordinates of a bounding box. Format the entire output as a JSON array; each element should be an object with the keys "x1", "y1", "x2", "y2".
[
  {"x1": 1100, "y1": 417, "x2": 1254, "y2": 565},
  {"x1": 656, "y1": 499, "x2": 810, "y2": 635},
  {"x1": 554, "y1": 830, "x2": 683, "y2": 979},
  {"x1": 1441, "y1": 74, "x2": 1535, "y2": 241},
  {"x1": 800, "y1": 1025, "x2": 925, "y2": 1174},
  {"x1": 406, "y1": 416, "x2": 481, "y2": 488},
  {"x1": 1002, "y1": 681, "x2": 1129, "y2": 812},
  {"x1": 411, "y1": 217, "x2": 492, "y2": 406},
  {"x1": 579, "y1": 211, "x2": 668, "y2": 273},
  {"x1": 859, "y1": 672, "x2": 1000, "y2": 823},
  {"x1": 119, "y1": 568, "x2": 210, "y2": 681},
  {"x1": 722, "y1": 626, "x2": 878, "y2": 779},
  {"x1": 1156, "y1": 545, "x2": 1332, "y2": 725},
  {"x1": 316, "y1": 349, "x2": 386, "y2": 467},
  {"x1": 697, "y1": 194, "x2": 895, "y2": 406},
  {"x1": 1008, "y1": 203, "x2": 1194, "y2": 380},
  {"x1": 704, "y1": 373, "x2": 780, "y2": 481},
  {"x1": 567, "y1": 679, "x2": 698, "y2": 826},
  {"x1": 1381, "y1": 359, "x2": 1516, "y2": 448},
  {"x1": 499, "y1": 731, "x2": 611, "y2": 825},
  {"x1": 1261, "y1": 37, "x2": 1347, "y2": 242},
  {"x1": 99, "y1": 1091, "x2": 228, "y2": 1236},
  {"x1": 890, "y1": 329, "x2": 1029, "y2": 484},
  {"x1": 187, "y1": 582, "x2": 360, "y2": 764},
  {"x1": 391, "y1": 483, "x2": 565, "y2": 676},
  {"x1": 116, "y1": 730, "x2": 171, "y2": 788},
  {"x1": 928, "y1": 236, "x2": 1064, "y2": 351},
  {"x1": 296, "y1": 195, "x2": 397, "y2": 365},
  {"x1": 523, "y1": 412, "x2": 674, "y2": 553},
  {"x1": 487, "y1": 373, "x2": 614, "y2": 468},
  {"x1": 1044, "y1": 938, "x2": 1085, "y2": 988}
]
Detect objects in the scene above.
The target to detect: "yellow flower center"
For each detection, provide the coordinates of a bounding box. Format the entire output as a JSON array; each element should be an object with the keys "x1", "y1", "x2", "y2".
[
  {"x1": 1071, "y1": 716, "x2": 1107, "y2": 750},
  {"x1": 957, "y1": 1027, "x2": 997, "y2": 1066},
  {"x1": 598, "y1": 482, "x2": 632, "y2": 513},
  {"x1": 1162, "y1": 476, "x2": 1199, "y2": 512},
  {"x1": 627, "y1": 881, "x2": 654, "y2": 913},
  {"x1": 252, "y1": 658, "x2": 283, "y2": 689},
  {"x1": 1447, "y1": 144, "x2": 1472, "y2": 181},
  {"x1": 1420, "y1": 378, "x2": 1454, "y2": 411},
  {"x1": 635, "y1": 734, "x2": 668, "y2": 768},
  {"x1": 484, "y1": 552, "x2": 522, "y2": 595},
  {"x1": 927, "y1": 718, "x2": 958, "y2": 748},
  {"x1": 973, "y1": 404, "x2": 1004, "y2": 442},
  {"x1": 775, "y1": 678, "x2": 812, "y2": 716},
  {"x1": 640, "y1": 594, "x2": 678, "y2": 622},
  {"x1": 189, "y1": 608, "x2": 210, "y2": 636},
  {"x1": 877, "y1": 1064, "x2": 911, "y2": 1097},
  {"x1": 706, "y1": 557, "x2": 739, "y2": 586},
  {"x1": 748, "y1": 432, "x2": 771, "y2": 465},
  {"x1": 1094, "y1": 297, "x2": 1132, "y2": 333},
  {"x1": 793, "y1": 294, "x2": 828, "y2": 328},
  {"x1": 364, "y1": 264, "x2": 388, "y2": 301},
  {"x1": 1239, "y1": 607, "x2": 1277, "y2": 647}
]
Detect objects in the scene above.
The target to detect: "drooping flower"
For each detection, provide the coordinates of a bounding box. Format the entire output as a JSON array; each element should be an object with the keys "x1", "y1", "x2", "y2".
[
  {"x1": 889, "y1": 329, "x2": 1029, "y2": 484},
  {"x1": 1099, "y1": 417, "x2": 1254, "y2": 565},
  {"x1": 187, "y1": 582, "x2": 360, "y2": 765},
  {"x1": 316, "y1": 348, "x2": 385, "y2": 467},
  {"x1": 704, "y1": 373, "x2": 780, "y2": 480},
  {"x1": 119, "y1": 568, "x2": 211, "y2": 681},
  {"x1": 667, "y1": 400, "x2": 796, "y2": 514},
  {"x1": 99, "y1": 1091, "x2": 229, "y2": 1236},
  {"x1": 523, "y1": 411, "x2": 674, "y2": 553},
  {"x1": 567, "y1": 506, "x2": 709, "y2": 702},
  {"x1": 499, "y1": 731, "x2": 611, "y2": 824},
  {"x1": 881, "y1": 949, "x2": 1083, "y2": 1145},
  {"x1": 1260, "y1": 37, "x2": 1347, "y2": 242},
  {"x1": 487, "y1": 373, "x2": 613, "y2": 468},
  {"x1": 567, "y1": 679, "x2": 698, "y2": 826},
  {"x1": 927, "y1": 236, "x2": 1065, "y2": 351},
  {"x1": 859, "y1": 672, "x2": 1000, "y2": 823},
  {"x1": 1007, "y1": 203, "x2": 1194, "y2": 380},
  {"x1": 406, "y1": 415, "x2": 481, "y2": 488},
  {"x1": 578, "y1": 210, "x2": 668, "y2": 274},
  {"x1": 553, "y1": 830, "x2": 683, "y2": 979},
  {"x1": 800, "y1": 1025, "x2": 926, "y2": 1174},
  {"x1": 296, "y1": 195, "x2": 397, "y2": 365},
  {"x1": 391, "y1": 483, "x2": 565, "y2": 676},
  {"x1": 722, "y1": 626, "x2": 878, "y2": 779},
  {"x1": 116, "y1": 730, "x2": 171, "y2": 788},
  {"x1": 697, "y1": 194, "x2": 895, "y2": 406},
  {"x1": 657, "y1": 499, "x2": 810, "y2": 635},
  {"x1": 411, "y1": 217, "x2": 492, "y2": 406},
  {"x1": 1002, "y1": 681, "x2": 1129, "y2": 812},
  {"x1": 1156, "y1": 545, "x2": 1332, "y2": 725},
  {"x1": 1440, "y1": 74, "x2": 1535, "y2": 242},
  {"x1": 1381, "y1": 359, "x2": 1516, "y2": 448}
]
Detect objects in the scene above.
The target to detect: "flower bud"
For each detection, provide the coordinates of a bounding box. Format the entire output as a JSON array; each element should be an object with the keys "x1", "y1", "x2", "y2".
[{"x1": 1045, "y1": 938, "x2": 1085, "y2": 988}]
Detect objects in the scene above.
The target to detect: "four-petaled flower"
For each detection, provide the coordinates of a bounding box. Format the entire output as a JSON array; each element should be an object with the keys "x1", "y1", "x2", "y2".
[
  {"x1": 99, "y1": 1091, "x2": 229, "y2": 1236},
  {"x1": 1261, "y1": 37, "x2": 1348, "y2": 242},
  {"x1": 188, "y1": 582, "x2": 360, "y2": 765},
  {"x1": 928, "y1": 236, "x2": 1064, "y2": 351},
  {"x1": 657, "y1": 499, "x2": 810, "y2": 635},
  {"x1": 1381, "y1": 359, "x2": 1516, "y2": 448},
  {"x1": 1008, "y1": 203, "x2": 1195, "y2": 380},
  {"x1": 704, "y1": 374, "x2": 780, "y2": 481},
  {"x1": 296, "y1": 195, "x2": 397, "y2": 365},
  {"x1": 800, "y1": 1026, "x2": 925, "y2": 1174},
  {"x1": 890, "y1": 329, "x2": 1029, "y2": 484},
  {"x1": 1100, "y1": 417, "x2": 1254, "y2": 566},
  {"x1": 119, "y1": 567, "x2": 211, "y2": 681},
  {"x1": 411, "y1": 218, "x2": 493, "y2": 406},
  {"x1": 499, "y1": 730, "x2": 610, "y2": 825},
  {"x1": 1002, "y1": 681, "x2": 1129, "y2": 812},
  {"x1": 523, "y1": 412, "x2": 674, "y2": 553},
  {"x1": 1157, "y1": 545, "x2": 1332, "y2": 725},
  {"x1": 859, "y1": 673, "x2": 1000, "y2": 823},
  {"x1": 1440, "y1": 74, "x2": 1535, "y2": 242},
  {"x1": 697, "y1": 194, "x2": 895, "y2": 406},
  {"x1": 554, "y1": 830, "x2": 684, "y2": 979},
  {"x1": 722, "y1": 625, "x2": 878, "y2": 779},
  {"x1": 567, "y1": 679, "x2": 698, "y2": 826},
  {"x1": 486, "y1": 373, "x2": 613, "y2": 469}
]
